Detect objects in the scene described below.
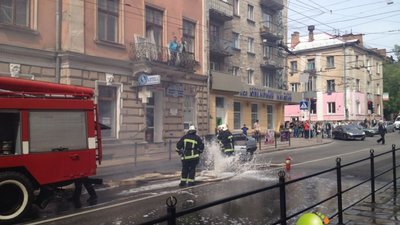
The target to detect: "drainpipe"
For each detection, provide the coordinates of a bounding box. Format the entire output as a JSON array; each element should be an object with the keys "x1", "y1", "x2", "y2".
[
  {"x1": 55, "y1": 0, "x2": 62, "y2": 83},
  {"x1": 343, "y1": 43, "x2": 348, "y2": 120}
]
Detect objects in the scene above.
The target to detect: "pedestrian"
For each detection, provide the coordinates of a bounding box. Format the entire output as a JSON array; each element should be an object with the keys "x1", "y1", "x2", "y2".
[
  {"x1": 253, "y1": 120, "x2": 260, "y2": 142},
  {"x1": 304, "y1": 121, "x2": 310, "y2": 139},
  {"x1": 299, "y1": 122, "x2": 304, "y2": 137},
  {"x1": 241, "y1": 124, "x2": 248, "y2": 136},
  {"x1": 71, "y1": 177, "x2": 98, "y2": 208},
  {"x1": 217, "y1": 124, "x2": 234, "y2": 156},
  {"x1": 325, "y1": 121, "x2": 332, "y2": 138},
  {"x1": 376, "y1": 122, "x2": 387, "y2": 145},
  {"x1": 176, "y1": 125, "x2": 204, "y2": 187}
]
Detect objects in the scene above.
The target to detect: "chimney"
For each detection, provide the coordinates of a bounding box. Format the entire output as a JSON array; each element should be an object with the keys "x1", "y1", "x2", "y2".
[
  {"x1": 291, "y1": 31, "x2": 300, "y2": 48},
  {"x1": 308, "y1": 25, "x2": 315, "y2": 42}
]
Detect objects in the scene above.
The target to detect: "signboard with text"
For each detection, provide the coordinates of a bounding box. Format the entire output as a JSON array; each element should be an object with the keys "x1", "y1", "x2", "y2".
[{"x1": 138, "y1": 74, "x2": 161, "y2": 86}]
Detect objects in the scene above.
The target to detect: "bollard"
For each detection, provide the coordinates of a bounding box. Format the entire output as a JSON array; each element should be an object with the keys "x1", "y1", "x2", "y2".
[
  {"x1": 370, "y1": 149, "x2": 375, "y2": 203},
  {"x1": 166, "y1": 196, "x2": 177, "y2": 225},
  {"x1": 288, "y1": 132, "x2": 291, "y2": 147},
  {"x1": 259, "y1": 136, "x2": 261, "y2": 151},
  {"x1": 134, "y1": 142, "x2": 137, "y2": 167},
  {"x1": 169, "y1": 140, "x2": 172, "y2": 161},
  {"x1": 275, "y1": 132, "x2": 278, "y2": 149},
  {"x1": 336, "y1": 157, "x2": 344, "y2": 225},
  {"x1": 392, "y1": 144, "x2": 397, "y2": 193},
  {"x1": 278, "y1": 170, "x2": 287, "y2": 225}
]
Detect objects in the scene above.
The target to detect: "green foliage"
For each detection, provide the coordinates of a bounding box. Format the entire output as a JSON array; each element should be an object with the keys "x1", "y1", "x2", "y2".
[
  {"x1": 394, "y1": 45, "x2": 400, "y2": 62},
  {"x1": 383, "y1": 61, "x2": 400, "y2": 116}
]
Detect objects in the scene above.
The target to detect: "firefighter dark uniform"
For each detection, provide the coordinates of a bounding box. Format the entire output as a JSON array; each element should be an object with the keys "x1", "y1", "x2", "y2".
[
  {"x1": 176, "y1": 126, "x2": 204, "y2": 187},
  {"x1": 217, "y1": 125, "x2": 234, "y2": 156}
]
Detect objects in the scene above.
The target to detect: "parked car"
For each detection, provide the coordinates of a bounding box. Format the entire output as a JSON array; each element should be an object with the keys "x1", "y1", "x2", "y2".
[
  {"x1": 394, "y1": 116, "x2": 400, "y2": 130},
  {"x1": 384, "y1": 121, "x2": 395, "y2": 133},
  {"x1": 363, "y1": 126, "x2": 379, "y2": 137},
  {"x1": 332, "y1": 124, "x2": 366, "y2": 140}
]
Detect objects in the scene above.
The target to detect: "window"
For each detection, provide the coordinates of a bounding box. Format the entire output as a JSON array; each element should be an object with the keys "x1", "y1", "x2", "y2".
[
  {"x1": 98, "y1": 0, "x2": 119, "y2": 42},
  {"x1": 216, "y1": 97, "x2": 224, "y2": 108},
  {"x1": 248, "y1": 37, "x2": 254, "y2": 53},
  {"x1": 307, "y1": 76, "x2": 315, "y2": 91},
  {"x1": 232, "y1": 66, "x2": 239, "y2": 76},
  {"x1": 263, "y1": 71, "x2": 274, "y2": 87},
  {"x1": 355, "y1": 55, "x2": 359, "y2": 68},
  {"x1": 327, "y1": 102, "x2": 336, "y2": 114},
  {"x1": 233, "y1": 0, "x2": 240, "y2": 16},
  {"x1": 0, "y1": 0, "x2": 29, "y2": 27},
  {"x1": 311, "y1": 99, "x2": 317, "y2": 114},
  {"x1": 0, "y1": 112, "x2": 21, "y2": 155},
  {"x1": 233, "y1": 102, "x2": 241, "y2": 129},
  {"x1": 263, "y1": 45, "x2": 272, "y2": 58},
  {"x1": 290, "y1": 61, "x2": 297, "y2": 73},
  {"x1": 232, "y1": 32, "x2": 240, "y2": 49},
  {"x1": 356, "y1": 79, "x2": 360, "y2": 92},
  {"x1": 183, "y1": 19, "x2": 196, "y2": 53},
  {"x1": 261, "y1": 12, "x2": 271, "y2": 29},
  {"x1": 291, "y1": 83, "x2": 299, "y2": 92},
  {"x1": 251, "y1": 104, "x2": 258, "y2": 125},
  {"x1": 356, "y1": 101, "x2": 360, "y2": 115},
  {"x1": 247, "y1": 69, "x2": 254, "y2": 85},
  {"x1": 307, "y1": 59, "x2": 315, "y2": 70},
  {"x1": 326, "y1": 56, "x2": 335, "y2": 68},
  {"x1": 247, "y1": 4, "x2": 254, "y2": 21},
  {"x1": 376, "y1": 83, "x2": 380, "y2": 95},
  {"x1": 30, "y1": 111, "x2": 88, "y2": 152},
  {"x1": 146, "y1": 6, "x2": 163, "y2": 48},
  {"x1": 267, "y1": 105, "x2": 274, "y2": 129},
  {"x1": 327, "y1": 80, "x2": 335, "y2": 92},
  {"x1": 210, "y1": 24, "x2": 219, "y2": 42},
  {"x1": 98, "y1": 85, "x2": 118, "y2": 138}
]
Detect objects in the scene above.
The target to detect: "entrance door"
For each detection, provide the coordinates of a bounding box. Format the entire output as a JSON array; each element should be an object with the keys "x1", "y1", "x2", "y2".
[
  {"x1": 98, "y1": 85, "x2": 118, "y2": 138},
  {"x1": 145, "y1": 91, "x2": 163, "y2": 143}
]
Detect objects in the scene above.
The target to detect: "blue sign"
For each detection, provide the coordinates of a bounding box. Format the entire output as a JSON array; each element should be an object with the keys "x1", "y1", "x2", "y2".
[{"x1": 300, "y1": 101, "x2": 308, "y2": 110}]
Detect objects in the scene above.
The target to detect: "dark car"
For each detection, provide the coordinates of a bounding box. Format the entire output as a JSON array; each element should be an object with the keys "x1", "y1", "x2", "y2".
[
  {"x1": 332, "y1": 124, "x2": 366, "y2": 140},
  {"x1": 384, "y1": 121, "x2": 395, "y2": 133},
  {"x1": 232, "y1": 132, "x2": 257, "y2": 161},
  {"x1": 363, "y1": 126, "x2": 379, "y2": 137}
]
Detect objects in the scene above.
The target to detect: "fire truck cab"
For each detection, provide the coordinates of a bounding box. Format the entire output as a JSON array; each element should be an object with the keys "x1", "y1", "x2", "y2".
[{"x1": 0, "y1": 77, "x2": 102, "y2": 223}]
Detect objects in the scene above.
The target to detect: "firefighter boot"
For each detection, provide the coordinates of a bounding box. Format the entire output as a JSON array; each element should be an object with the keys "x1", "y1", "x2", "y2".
[{"x1": 179, "y1": 181, "x2": 186, "y2": 187}]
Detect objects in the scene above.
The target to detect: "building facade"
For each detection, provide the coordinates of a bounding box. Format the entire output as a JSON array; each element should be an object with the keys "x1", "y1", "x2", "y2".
[
  {"x1": 284, "y1": 26, "x2": 386, "y2": 123},
  {"x1": 207, "y1": 0, "x2": 301, "y2": 134},
  {"x1": 0, "y1": 0, "x2": 207, "y2": 144}
]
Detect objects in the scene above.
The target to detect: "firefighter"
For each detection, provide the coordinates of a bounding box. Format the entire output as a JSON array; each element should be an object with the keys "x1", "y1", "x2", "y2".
[
  {"x1": 176, "y1": 125, "x2": 204, "y2": 187},
  {"x1": 71, "y1": 177, "x2": 98, "y2": 208},
  {"x1": 217, "y1": 124, "x2": 234, "y2": 156}
]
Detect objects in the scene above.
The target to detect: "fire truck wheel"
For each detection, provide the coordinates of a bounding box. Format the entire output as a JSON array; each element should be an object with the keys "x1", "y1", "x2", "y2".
[{"x1": 0, "y1": 172, "x2": 34, "y2": 223}]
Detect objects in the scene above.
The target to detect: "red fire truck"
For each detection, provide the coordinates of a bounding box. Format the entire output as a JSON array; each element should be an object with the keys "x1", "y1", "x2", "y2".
[{"x1": 0, "y1": 77, "x2": 102, "y2": 223}]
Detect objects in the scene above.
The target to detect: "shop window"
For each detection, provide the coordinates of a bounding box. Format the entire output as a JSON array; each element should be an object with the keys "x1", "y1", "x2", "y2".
[
  {"x1": 98, "y1": 85, "x2": 118, "y2": 138},
  {"x1": 233, "y1": 102, "x2": 241, "y2": 130},
  {"x1": 267, "y1": 105, "x2": 274, "y2": 129},
  {"x1": 251, "y1": 104, "x2": 258, "y2": 125}
]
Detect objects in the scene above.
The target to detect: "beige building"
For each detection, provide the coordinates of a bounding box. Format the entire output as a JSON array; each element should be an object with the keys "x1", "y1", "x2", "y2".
[
  {"x1": 285, "y1": 27, "x2": 386, "y2": 122},
  {"x1": 0, "y1": 0, "x2": 207, "y2": 144},
  {"x1": 207, "y1": 0, "x2": 301, "y2": 134}
]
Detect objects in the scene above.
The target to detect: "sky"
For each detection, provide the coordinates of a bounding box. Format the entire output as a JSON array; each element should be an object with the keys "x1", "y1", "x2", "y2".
[{"x1": 287, "y1": 0, "x2": 400, "y2": 59}]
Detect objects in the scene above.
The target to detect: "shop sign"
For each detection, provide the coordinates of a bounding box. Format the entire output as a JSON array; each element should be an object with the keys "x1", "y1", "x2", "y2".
[
  {"x1": 138, "y1": 74, "x2": 161, "y2": 86},
  {"x1": 238, "y1": 87, "x2": 293, "y2": 102},
  {"x1": 167, "y1": 84, "x2": 184, "y2": 97}
]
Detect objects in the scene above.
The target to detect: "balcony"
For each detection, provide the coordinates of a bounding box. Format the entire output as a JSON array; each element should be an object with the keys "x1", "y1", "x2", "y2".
[
  {"x1": 211, "y1": 70, "x2": 242, "y2": 92},
  {"x1": 210, "y1": 39, "x2": 233, "y2": 58},
  {"x1": 130, "y1": 42, "x2": 197, "y2": 71},
  {"x1": 260, "y1": 0, "x2": 284, "y2": 11},
  {"x1": 209, "y1": 0, "x2": 234, "y2": 22},
  {"x1": 260, "y1": 23, "x2": 284, "y2": 41},
  {"x1": 260, "y1": 51, "x2": 285, "y2": 69}
]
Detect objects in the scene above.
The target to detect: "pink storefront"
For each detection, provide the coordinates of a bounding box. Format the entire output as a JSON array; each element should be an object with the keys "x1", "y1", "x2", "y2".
[{"x1": 285, "y1": 92, "x2": 367, "y2": 122}]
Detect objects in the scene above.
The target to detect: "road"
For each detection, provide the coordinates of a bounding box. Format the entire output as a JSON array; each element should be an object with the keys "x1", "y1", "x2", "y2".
[{"x1": 20, "y1": 133, "x2": 400, "y2": 225}]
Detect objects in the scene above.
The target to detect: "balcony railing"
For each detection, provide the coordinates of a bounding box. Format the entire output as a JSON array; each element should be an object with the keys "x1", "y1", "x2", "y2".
[
  {"x1": 209, "y1": 0, "x2": 233, "y2": 21},
  {"x1": 260, "y1": 23, "x2": 284, "y2": 40},
  {"x1": 130, "y1": 42, "x2": 197, "y2": 71},
  {"x1": 260, "y1": 0, "x2": 284, "y2": 11},
  {"x1": 209, "y1": 38, "x2": 233, "y2": 57},
  {"x1": 261, "y1": 50, "x2": 285, "y2": 69}
]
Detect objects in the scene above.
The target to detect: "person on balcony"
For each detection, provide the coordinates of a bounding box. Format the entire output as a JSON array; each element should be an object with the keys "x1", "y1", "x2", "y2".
[{"x1": 168, "y1": 36, "x2": 179, "y2": 65}]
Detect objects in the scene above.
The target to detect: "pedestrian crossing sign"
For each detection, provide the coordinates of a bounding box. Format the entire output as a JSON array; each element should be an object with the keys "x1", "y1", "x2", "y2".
[{"x1": 300, "y1": 101, "x2": 308, "y2": 110}]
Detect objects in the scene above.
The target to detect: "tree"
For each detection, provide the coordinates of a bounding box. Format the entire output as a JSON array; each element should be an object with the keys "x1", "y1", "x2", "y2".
[
  {"x1": 394, "y1": 45, "x2": 400, "y2": 62},
  {"x1": 383, "y1": 59, "x2": 400, "y2": 119}
]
